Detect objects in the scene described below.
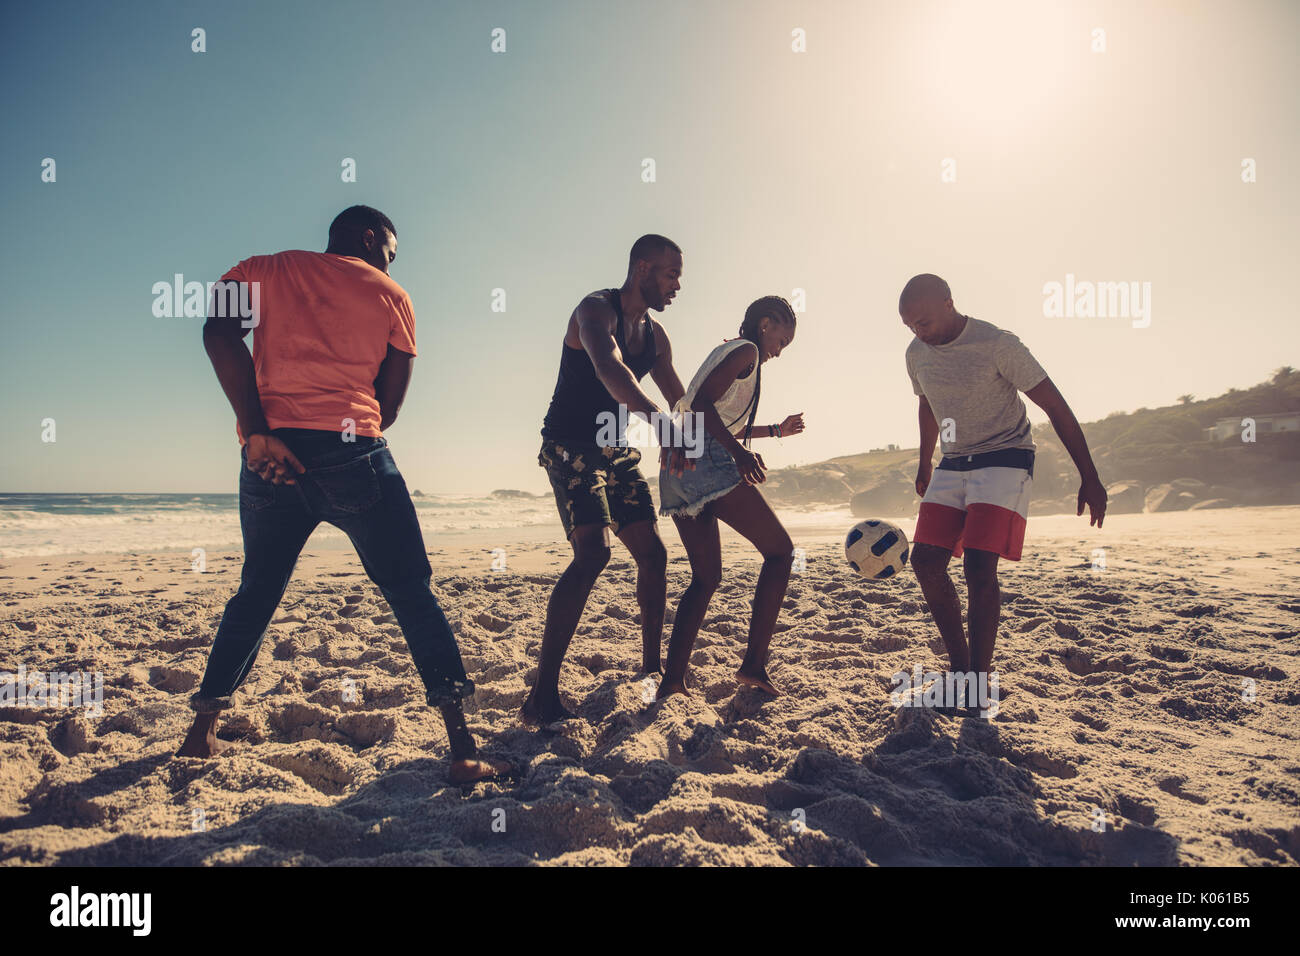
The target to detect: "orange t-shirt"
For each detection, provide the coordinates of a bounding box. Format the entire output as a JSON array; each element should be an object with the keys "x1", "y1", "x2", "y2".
[{"x1": 220, "y1": 250, "x2": 418, "y2": 444}]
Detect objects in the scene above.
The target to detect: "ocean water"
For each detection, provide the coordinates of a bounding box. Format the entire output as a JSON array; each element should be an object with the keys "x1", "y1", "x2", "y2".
[{"x1": 0, "y1": 492, "x2": 559, "y2": 558}]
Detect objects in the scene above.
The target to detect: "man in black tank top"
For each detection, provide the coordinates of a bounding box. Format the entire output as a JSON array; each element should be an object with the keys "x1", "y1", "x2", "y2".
[{"x1": 524, "y1": 235, "x2": 688, "y2": 725}]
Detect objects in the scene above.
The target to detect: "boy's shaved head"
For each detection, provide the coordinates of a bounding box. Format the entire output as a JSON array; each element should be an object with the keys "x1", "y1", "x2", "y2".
[{"x1": 899, "y1": 274, "x2": 952, "y2": 312}]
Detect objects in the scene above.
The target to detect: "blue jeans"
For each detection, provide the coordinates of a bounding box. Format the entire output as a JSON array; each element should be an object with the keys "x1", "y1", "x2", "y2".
[{"x1": 192, "y1": 428, "x2": 474, "y2": 712}]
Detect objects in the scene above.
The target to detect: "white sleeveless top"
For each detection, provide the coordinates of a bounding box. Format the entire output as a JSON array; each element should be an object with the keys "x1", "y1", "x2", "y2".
[{"x1": 677, "y1": 339, "x2": 759, "y2": 436}]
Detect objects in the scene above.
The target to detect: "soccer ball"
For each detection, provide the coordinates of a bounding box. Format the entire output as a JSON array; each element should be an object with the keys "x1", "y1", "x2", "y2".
[{"x1": 845, "y1": 519, "x2": 910, "y2": 579}]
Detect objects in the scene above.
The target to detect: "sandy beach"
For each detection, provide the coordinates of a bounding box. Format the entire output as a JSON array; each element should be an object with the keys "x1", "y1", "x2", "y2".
[{"x1": 1, "y1": 506, "x2": 1297, "y2": 866}]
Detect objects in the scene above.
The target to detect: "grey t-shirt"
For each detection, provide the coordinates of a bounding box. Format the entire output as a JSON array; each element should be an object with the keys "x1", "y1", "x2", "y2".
[{"x1": 905, "y1": 316, "x2": 1048, "y2": 457}]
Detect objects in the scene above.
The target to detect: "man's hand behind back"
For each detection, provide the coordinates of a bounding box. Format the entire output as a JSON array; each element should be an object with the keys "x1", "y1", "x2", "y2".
[{"x1": 246, "y1": 433, "x2": 306, "y2": 485}]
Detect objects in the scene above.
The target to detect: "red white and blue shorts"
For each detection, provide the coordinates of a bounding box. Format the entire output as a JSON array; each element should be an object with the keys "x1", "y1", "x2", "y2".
[{"x1": 914, "y1": 448, "x2": 1034, "y2": 561}]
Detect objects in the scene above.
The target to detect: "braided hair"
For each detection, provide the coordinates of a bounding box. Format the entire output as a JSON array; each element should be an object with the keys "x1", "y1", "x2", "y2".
[{"x1": 734, "y1": 295, "x2": 797, "y2": 448}]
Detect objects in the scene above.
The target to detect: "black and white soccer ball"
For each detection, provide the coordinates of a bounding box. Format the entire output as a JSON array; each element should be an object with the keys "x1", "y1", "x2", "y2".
[{"x1": 844, "y1": 519, "x2": 910, "y2": 579}]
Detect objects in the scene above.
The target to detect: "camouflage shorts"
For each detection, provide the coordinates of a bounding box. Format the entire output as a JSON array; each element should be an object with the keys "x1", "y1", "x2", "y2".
[{"x1": 538, "y1": 439, "x2": 657, "y2": 538}]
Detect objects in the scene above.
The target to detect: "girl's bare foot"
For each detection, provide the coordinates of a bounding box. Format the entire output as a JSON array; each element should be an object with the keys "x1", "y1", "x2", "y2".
[
  {"x1": 449, "y1": 756, "x2": 512, "y2": 784},
  {"x1": 736, "y1": 667, "x2": 781, "y2": 696},
  {"x1": 520, "y1": 695, "x2": 574, "y2": 726},
  {"x1": 655, "y1": 679, "x2": 688, "y2": 700}
]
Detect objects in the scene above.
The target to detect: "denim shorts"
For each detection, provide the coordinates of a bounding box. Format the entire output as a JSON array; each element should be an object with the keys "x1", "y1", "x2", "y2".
[{"x1": 658, "y1": 431, "x2": 742, "y2": 518}]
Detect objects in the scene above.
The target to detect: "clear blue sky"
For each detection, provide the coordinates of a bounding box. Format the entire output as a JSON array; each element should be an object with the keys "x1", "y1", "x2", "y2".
[{"x1": 2, "y1": 0, "x2": 1297, "y2": 493}]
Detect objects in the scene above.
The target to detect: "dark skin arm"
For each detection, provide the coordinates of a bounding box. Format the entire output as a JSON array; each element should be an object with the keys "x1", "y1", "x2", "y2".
[
  {"x1": 691, "y1": 342, "x2": 766, "y2": 484},
  {"x1": 647, "y1": 319, "x2": 686, "y2": 411},
  {"x1": 1025, "y1": 377, "x2": 1107, "y2": 526},
  {"x1": 576, "y1": 297, "x2": 660, "y2": 418},
  {"x1": 202, "y1": 288, "x2": 304, "y2": 484},
  {"x1": 373, "y1": 345, "x2": 414, "y2": 430},
  {"x1": 741, "y1": 415, "x2": 805, "y2": 440},
  {"x1": 915, "y1": 395, "x2": 940, "y2": 495},
  {"x1": 646, "y1": 319, "x2": 694, "y2": 474},
  {"x1": 576, "y1": 298, "x2": 688, "y2": 475}
]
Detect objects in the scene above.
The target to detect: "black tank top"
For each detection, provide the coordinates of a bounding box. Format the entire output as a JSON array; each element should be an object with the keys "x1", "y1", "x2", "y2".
[{"x1": 541, "y1": 288, "x2": 657, "y2": 442}]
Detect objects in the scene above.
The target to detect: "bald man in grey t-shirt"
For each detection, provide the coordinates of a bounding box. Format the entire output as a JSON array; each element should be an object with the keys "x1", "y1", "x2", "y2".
[
  {"x1": 898, "y1": 274, "x2": 1107, "y2": 717},
  {"x1": 905, "y1": 316, "x2": 1048, "y2": 456}
]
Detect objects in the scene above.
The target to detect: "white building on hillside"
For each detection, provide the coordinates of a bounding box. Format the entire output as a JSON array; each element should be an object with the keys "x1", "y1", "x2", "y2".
[{"x1": 1204, "y1": 412, "x2": 1300, "y2": 441}]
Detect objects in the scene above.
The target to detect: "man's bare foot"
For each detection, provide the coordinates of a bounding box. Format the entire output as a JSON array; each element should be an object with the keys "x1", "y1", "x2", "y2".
[
  {"x1": 520, "y1": 695, "x2": 575, "y2": 726},
  {"x1": 176, "y1": 715, "x2": 233, "y2": 757},
  {"x1": 736, "y1": 667, "x2": 781, "y2": 696},
  {"x1": 449, "y1": 756, "x2": 512, "y2": 784},
  {"x1": 655, "y1": 679, "x2": 688, "y2": 701}
]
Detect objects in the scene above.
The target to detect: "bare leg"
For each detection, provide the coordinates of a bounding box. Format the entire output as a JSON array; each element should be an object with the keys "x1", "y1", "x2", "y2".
[
  {"x1": 709, "y1": 484, "x2": 794, "y2": 696},
  {"x1": 963, "y1": 547, "x2": 1001, "y2": 678},
  {"x1": 658, "y1": 512, "x2": 722, "y2": 699},
  {"x1": 910, "y1": 542, "x2": 970, "y2": 673},
  {"x1": 522, "y1": 523, "x2": 610, "y2": 724},
  {"x1": 614, "y1": 519, "x2": 668, "y2": 675}
]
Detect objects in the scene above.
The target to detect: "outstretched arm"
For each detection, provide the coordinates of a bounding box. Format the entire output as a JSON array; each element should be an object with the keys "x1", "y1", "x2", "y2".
[
  {"x1": 1025, "y1": 377, "x2": 1107, "y2": 527},
  {"x1": 741, "y1": 414, "x2": 805, "y2": 440}
]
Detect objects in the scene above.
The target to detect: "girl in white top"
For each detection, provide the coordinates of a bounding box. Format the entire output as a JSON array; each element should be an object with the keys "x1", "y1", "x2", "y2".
[
  {"x1": 657, "y1": 296, "x2": 805, "y2": 699},
  {"x1": 677, "y1": 339, "x2": 762, "y2": 439}
]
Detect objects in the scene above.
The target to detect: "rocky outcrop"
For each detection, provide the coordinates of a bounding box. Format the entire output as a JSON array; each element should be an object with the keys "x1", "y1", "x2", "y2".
[
  {"x1": 768, "y1": 466, "x2": 856, "y2": 506},
  {"x1": 1145, "y1": 483, "x2": 1199, "y2": 512},
  {"x1": 1106, "y1": 480, "x2": 1146, "y2": 515}
]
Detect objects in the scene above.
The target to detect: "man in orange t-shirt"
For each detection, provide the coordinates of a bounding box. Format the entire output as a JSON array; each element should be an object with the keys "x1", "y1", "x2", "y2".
[
  {"x1": 225, "y1": 244, "x2": 419, "y2": 444},
  {"x1": 179, "y1": 206, "x2": 507, "y2": 783}
]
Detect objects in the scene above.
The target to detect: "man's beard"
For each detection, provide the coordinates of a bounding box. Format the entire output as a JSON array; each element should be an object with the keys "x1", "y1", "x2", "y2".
[{"x1": 640, "y1": 280, "x2": 664, "y2": 310}]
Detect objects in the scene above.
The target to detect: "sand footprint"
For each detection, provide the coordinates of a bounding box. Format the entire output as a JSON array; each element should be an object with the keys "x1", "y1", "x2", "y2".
[{"x1": 259, "y1": 744, "x2": 367, "y2": 796}]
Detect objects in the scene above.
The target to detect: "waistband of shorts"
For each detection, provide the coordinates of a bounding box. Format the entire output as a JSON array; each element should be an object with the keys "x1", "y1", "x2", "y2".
[
  {"x1": 938, "y1": 448, "x2": 1035, "y2": 473},
  {"x1": 539, "y1": 436, "x2": 639, "y2": 455}
]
